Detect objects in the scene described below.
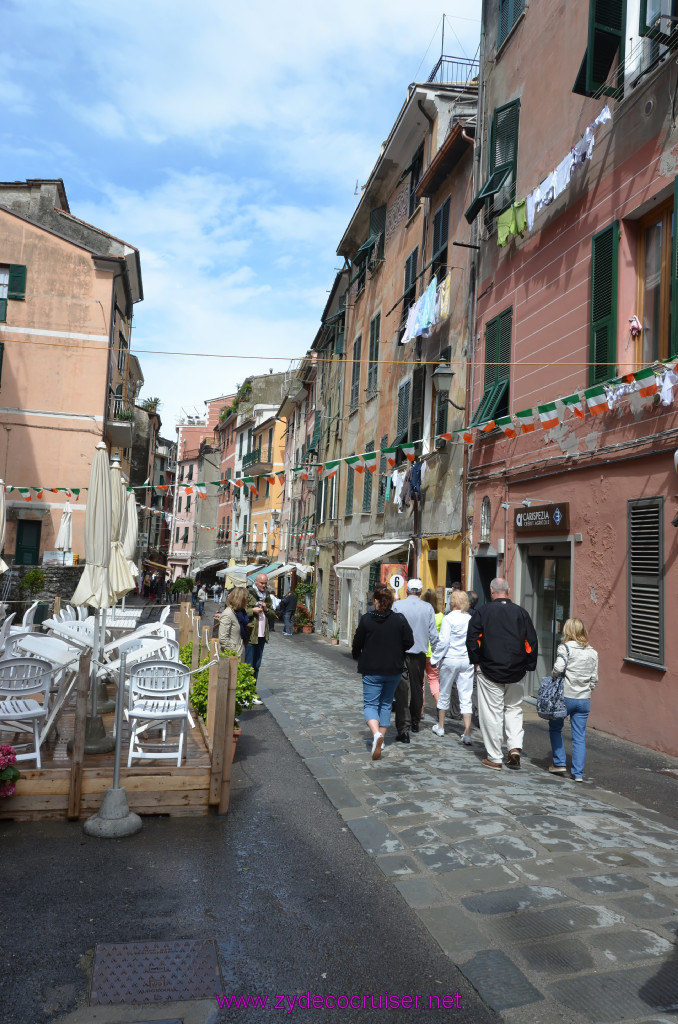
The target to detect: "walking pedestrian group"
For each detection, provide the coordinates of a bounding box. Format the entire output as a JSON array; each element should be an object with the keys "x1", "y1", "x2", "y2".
[{"x1": 352, "y1": 576, "x2": 598, "y2": 780}]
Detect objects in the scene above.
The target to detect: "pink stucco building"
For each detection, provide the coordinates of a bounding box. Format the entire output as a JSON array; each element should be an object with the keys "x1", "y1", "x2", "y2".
[
  {"x1": 467, "y1": 1, "x2": 678, "y2": 754},
  {"x1": 0, "y1": 179, "x2": 143, "y2": 565}
]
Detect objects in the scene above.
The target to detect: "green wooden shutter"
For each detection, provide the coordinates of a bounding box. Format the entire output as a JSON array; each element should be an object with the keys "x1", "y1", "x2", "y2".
[
  {"x1": 7, "y1": 265, "x2": 26, "y2": 300},
  {"x1": 432, "y1": 200, "x2": 450, "y2": 260},
  {"x1": 496, "y1": 308, "x2": 512, "y2": 383},
  {"x1": 410, "y1": 366, "x2": 425, "y2": 449},
  {"x1": 377, "y1": 434, "x2": 388, "y2": 513},
  {"x1": 490, "y1": 101, "x2": 520, "y2": 213},
  {"x1": 405, "y1": 248, "x2": 418, "y2": 294},
  {"x1": 498, "y1": 0, "x2": 525, "y2": 46},
  {"x1": 671, "y1": 176, "x2": 678, "y2": 358},
  {"x1": 0, "y1": 341, "x2": 5, "y2": 388},
  {"x1": 627, "y1": 497, "x2": 664, "y2": 665},
  {"x1": 586, "y1": 0, "x2": 627, "y2": 96},
  {"x1": 394, "y1": 380, "x2": 411, "y2": 448},
  {"x1": 472, "y1": 310, "x2": 512, "y2": 425},
  {"x1": 368, "y1": 314, "x2": 380, "y2": 394},
  {"x1": 0, "y1": 299, "x2": 6, "y2": 323},
  {"x1": 369, "y1": 204, "x2": 386, "y2": 258},
  {"x1": 435, "y1": 389, "x2": 449, "y2": 437},
  {"x1": 345, "y1": 458, "x2": 355, "y2": 515},
  {"x1": 350, "y1": 336, "x2": 362, "y2": 409},
  {"x1": 590, "y1": 222, "x2": 619, "y2": 384},
  {"x1": 362, "y1": 441, "x2": 374, "y2": 512}
]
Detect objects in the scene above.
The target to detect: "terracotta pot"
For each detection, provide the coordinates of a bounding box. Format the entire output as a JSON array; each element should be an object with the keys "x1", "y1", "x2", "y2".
[
  {"x1": 301, "y1": 624, "x2": 313, "y2": 634},
  {"x1": 232, "y1": 726, "x2": 242, "y2": 762},
  {"x1": 330, "y1": 638, "x2": 339, "y2": 645}
]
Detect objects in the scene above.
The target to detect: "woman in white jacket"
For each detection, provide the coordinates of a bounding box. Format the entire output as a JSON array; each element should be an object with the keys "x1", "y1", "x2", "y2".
[
  {"x1": 430, "y1": 590, "x2": 474, "y2": 743},
  {"x1": 548, "y1": 618, "x2": 598, "y2": 781}
]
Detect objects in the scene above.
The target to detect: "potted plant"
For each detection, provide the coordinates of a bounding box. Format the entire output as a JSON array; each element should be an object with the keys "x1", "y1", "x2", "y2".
[
  {"x1": 170, "y1": 576, "x2": 194, "y2": 602},
  {"x1": 181, "y1": 644, "x2": 257, "y2": 761},
  {"x1": 330, "y1": 629, "x2": 340, "y2": 646},
  {"x1": 0, "y1": 745, "x2": 20, "y2": 798},
  {"x1": 295, "y1": 605, "x2": 314, "y2": 633}
]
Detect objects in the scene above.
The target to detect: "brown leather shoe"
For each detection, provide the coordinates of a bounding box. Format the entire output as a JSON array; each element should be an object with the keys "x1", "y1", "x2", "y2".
[
  {"x1": 507, "y1": 749, "x2": 521, "y2": 769},
  {"x1": 481, "y1": 758, "x2": 502, "y2": 771}
]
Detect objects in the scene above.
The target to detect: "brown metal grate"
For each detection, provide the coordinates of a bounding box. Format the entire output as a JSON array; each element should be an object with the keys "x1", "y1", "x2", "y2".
[{"x1": 89, "y1": 939, "x2": 221, "y2": 1005}]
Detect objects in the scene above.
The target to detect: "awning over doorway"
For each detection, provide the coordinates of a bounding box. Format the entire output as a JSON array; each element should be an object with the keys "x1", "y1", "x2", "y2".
[{"x1": 333, "y1": 539, "x2": 409, "y2": 576}]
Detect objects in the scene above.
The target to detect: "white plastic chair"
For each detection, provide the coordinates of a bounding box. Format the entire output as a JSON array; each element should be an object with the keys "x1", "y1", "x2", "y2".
[
  {"x1": 62, "y1": 605, "x2": 77, "y2": 621},
  {"x1": 159, "y1": 605, "x2": 171, "y2": 625},
  {"x1": 0, "y1": 657, "x2": 53, "y2": 767},
  {"x1": 77, "y1": 606, "x2": 89, "y2": 621},
  {"x1": 21, "y1": 601, "x2": 39, "y2": 630},
  {"x1": 0, "y1": 613, "x2": 16, "y2": 654},
  {"x1": 125, "y1": 660, "x2": 193, "y2": 766}
]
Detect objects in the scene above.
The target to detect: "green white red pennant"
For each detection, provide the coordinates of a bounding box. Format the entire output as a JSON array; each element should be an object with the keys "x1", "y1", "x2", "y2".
[
  {"x1": 363, "y1": 451, "x2": 378, "y2": 474},
  {"x1": 516, "y1": 409, "x2": 536, "y2": 433},
  {"x1": 344, "y1": 454, "x2": 365, "y2": 474},
  {"x1": 324, "y1": 460, "x2": 341, "y2": 478},
  {"x1": 538, "y1": 402, "x2": 559, "y2": 430},
  {"x1": 400, "y1": 443, "x2": 416, "y2": 462},
  {"x1": 562, "y1": 393, "x2": 585, "y2": 419},
  {"x1": 635, "y1": 367, "x2": 658, "y2": 397},
  {"x1": 495, "y1": 416, "x2": 516, "y2": 438},
  {"x1": 585, "y1": 385, "x2": 608, "y2": 414},
  {"x1": 381, "y1": 447, "x2": 397, "y2": 467}
]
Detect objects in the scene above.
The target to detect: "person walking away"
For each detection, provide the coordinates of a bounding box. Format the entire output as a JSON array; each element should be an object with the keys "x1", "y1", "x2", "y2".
[
  {"x1": 466, "y1": 577, "x2": 538, "y2": 771},
  {"x1": 245, "y1": 572, "x2": 276, "y2": 682},
  {"x1": 279, "y1": 588, "x2": 297, "y2": 636},
  {"x1": 392, "y1": 578, "x2": 439, "y2": 743},
  {"x1": 197, "y1": 584, "x2": 208, "y2": 618},
  {"x1": 421, "y1": 589, "x2": 443, "y2": 705},
  {"x1": 430, "y1": 590, "x2": 474, "y2": 743},
  {"x1": 218, "y1": 587, "x2": 249, "y2": 661},
  {"x1": 352, "y1": 584, "x2": 414, "y2": 760},
  {"x1": 547, "y1": 618, "x2": 598, "y2": 781},
  {"x1": 143, "y1": 571, "x2": 151, "y2": 599}
]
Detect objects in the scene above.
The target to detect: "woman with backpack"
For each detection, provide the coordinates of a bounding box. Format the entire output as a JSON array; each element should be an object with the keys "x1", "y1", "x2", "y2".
[{"x1": 547, "y1": 618, "x2": 598, "y2": 782}]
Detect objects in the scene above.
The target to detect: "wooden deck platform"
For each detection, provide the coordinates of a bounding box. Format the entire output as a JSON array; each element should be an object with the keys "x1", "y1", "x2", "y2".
[
  {"x1": 1, "y1": 612, "x2": 238, "y2": 822},
  {"x1": 0, "y1": 690, "x2": 213, "y2": 821}
]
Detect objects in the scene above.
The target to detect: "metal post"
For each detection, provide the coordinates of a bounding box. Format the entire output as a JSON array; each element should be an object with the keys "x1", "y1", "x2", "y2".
[{"x1": 112, "y1": 652, "x2": 126, "y2": 790}]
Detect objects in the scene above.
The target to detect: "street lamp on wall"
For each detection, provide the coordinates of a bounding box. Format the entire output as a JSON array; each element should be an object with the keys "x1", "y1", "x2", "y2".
[{"x1": 432, "y1": 366, "x2": 466, "y2": 411}]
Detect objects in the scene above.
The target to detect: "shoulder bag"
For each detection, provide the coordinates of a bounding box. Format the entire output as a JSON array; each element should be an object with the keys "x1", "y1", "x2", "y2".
[{"x1": 536, "y1": 644, "x2": 570, "y2": 721}]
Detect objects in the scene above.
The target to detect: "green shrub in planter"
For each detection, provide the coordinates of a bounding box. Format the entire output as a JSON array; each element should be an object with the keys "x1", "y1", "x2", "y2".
[{"x1": 180, "y1": 642, "x2": 257, "y2": 725}]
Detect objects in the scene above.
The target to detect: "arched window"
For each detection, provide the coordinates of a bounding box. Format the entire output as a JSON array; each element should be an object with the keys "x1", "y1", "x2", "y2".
[{"x1": 481, "y1": 496, "x2": 491, "y2": 543}]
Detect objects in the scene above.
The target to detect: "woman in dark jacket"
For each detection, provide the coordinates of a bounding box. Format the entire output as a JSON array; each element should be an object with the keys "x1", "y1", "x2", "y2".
[{"x1": 352, "y1": 584, "x2": 414, "y2": 761}]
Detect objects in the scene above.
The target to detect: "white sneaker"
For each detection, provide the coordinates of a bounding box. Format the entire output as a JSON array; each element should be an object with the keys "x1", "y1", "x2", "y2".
[
  {"x1": 460, "y1": 734, "x2": 472, "y2": 745},
  {"x1": 431, "y1": 724, "x2": 445, "y2": 737},
  {"x1": 371, "y1": 733, "x2": 384, "y2": 760}
]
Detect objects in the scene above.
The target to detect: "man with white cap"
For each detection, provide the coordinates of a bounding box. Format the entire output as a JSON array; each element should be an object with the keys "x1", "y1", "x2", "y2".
[{"x1": 392, "y1": 578, "x2": 439, "y2": 742}]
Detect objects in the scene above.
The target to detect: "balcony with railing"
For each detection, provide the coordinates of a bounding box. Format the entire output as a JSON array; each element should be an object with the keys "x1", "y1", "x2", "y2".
[
  {"x1": 106, "y1": 394, "x2": 135, "y2": 448},
  {"x1": 241, "y1": 445, "x2": 272, "y2": 476},
  {"x1": 427, "y1": 55, "x2": 479, "y2": 89}
]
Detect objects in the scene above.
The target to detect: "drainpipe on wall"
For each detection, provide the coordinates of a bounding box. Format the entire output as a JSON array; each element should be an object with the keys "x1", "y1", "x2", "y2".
[{"x1": 102, "y1": 270, "x2": 124, "y2": 444}]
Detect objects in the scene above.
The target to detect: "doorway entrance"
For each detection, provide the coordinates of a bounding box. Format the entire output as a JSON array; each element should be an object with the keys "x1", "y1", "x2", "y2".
[
  {"x1": 16, "y1": 520, "x2": 41, "y2": 565},
  {"x1": 522, "y1": 544, "x2": 571, "y2": 695}
]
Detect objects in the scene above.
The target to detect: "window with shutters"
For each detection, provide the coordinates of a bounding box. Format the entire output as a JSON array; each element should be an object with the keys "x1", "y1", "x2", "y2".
[
  {"x1": 431, "y1": 199, "x2": 450, "y2": 280},
  {"x1": 410, "y1": 366, "x2": 426, "y2": 455},
  {"x1": 435, "y1": 386, "x2": 449, "y2": 441},
  {"x1": 177, "y1": 497, "x2": 182, "y2": 513},
  {"x1": 408, "y1": 145, "x2": 424, "y2": 218},
  {"x1": 403, "y1": 248, "x2": 418, "y2": 316},
  {"x1": 0, "y1": 264, "x2": 26, "y2": 323},
  {"x1": 186, "y1": 495, "x2": 191, "y2": 513},
  {"x1": 573, "y1": 0, "x2": 627, "y2": 98},
  {"x1": 345, "y1": 455, "x2": 355, "y2": 516},
  {"x1": 352, "y1": 205, "x2": 386, "y2": 294},
  {"x1": 640, "y1": 0, "x2": 678, "y2": 41},
  {"x1": 487, "y1": 101, "x2": 520, "y2": 217},
  {"x1": 183, "y1": 527, "x2": 189, "y2": 543},
  {"x1": 377, "y1": 434, "x2": 388, "y2": 513},
  {"x1": 590, "y1": 222, "x2": 619, "y2": 385},
  {"x1": 350, "y1": 336, "x2": 362, "y2": 411},
  {"x1": 308, "y1": 409, "x2": 321, "y2": 453},
  {"x1": 362, "y1": 441, "x2": 374, "y2": 512},
  {"x1": 637, "y1": 198, "x2": 677, "y2": 363},
  {"x1": 336, "y1": 294, "x2": 346, "y2": 355},
  {"x1": 175, "y1": 527, "x2": 179, "y2": 543},
  {"x1": 497, "y1": 0, "x2": 525, "y2": 48},
  {"x1": 393, "y1": 379, "x2": 411, "y2": 456},
  {"x1": 627, "y1": 497, "x2": 664, "y2": 666},
  {"x1": 367, "y1": 314, "x2": 380, "y2": 396},
  {"x1": 471, "y1": 308, "x2": 512, "y2": 425}
]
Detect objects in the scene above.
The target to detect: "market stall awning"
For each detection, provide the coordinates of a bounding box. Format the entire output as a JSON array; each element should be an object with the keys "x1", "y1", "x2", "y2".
[
  {"x1": 333, "y1": 539, "x2": 409, "y2": 576},
  {"x1": 216, "y1": 562, "x2": 260, "y2": 579},
  {"x1": 195, "y1": 558, "x2": 227, "y2": 572}
]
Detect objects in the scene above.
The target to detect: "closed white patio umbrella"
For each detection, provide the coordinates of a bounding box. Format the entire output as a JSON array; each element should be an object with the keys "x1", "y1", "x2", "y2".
[
  {"x1": 122, "y1": 490, "x2": 139, "y2": 578},
  {"x1": 109, "y1": 458, "x2": 135, "y2": 600},
  {"x1": 0, "y1": 480, "x2": 7, "y2": 574},
  {"x1": 55, "y1": 501, "x2": 73, "y2": 563}
]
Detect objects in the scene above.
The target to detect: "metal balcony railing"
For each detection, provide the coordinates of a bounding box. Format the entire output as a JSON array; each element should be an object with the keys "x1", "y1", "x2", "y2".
[
  {"x1": 242, "y1": 447, "x2": 261, "y2": 470},
  {"x1": 427, "y1": 55, "x2": 479, "y2": 87}
]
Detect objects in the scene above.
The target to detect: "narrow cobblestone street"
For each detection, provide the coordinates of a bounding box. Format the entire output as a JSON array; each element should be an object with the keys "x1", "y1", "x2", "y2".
[{"x1": 258, "y1": 630, "x2": 678, "y2": 1023}]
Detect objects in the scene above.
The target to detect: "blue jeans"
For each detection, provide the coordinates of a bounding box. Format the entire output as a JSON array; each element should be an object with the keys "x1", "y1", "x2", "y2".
[
  {"x1": 198, "y1": 601, "x2": 204, "y2": 617},
  {"x1": 549, "y1": 697, "x2": 590, "y2": 778},
  {"x1": 244, "y1": 641, "x2": 265, "y2": 681},
  {"x1": 283, "y1": 611, "x2": 294, "y2": 635},
  {"x1": 363, "y1": 674, "x2": 401, "y2": 728}
]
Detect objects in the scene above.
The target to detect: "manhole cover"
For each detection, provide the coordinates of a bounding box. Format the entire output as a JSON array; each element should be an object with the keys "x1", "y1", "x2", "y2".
[{"x1": 90, "y1": 940, "x2": 221, "y2": 1005}]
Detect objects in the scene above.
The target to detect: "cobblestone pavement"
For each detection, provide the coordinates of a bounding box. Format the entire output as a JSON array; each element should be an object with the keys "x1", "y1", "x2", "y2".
[{"x1": 257, "y1": 632, "x2": 678, "y2": 1024}]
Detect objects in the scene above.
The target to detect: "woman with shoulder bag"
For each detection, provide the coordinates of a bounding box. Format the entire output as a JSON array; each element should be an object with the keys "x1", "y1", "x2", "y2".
[
  {"x1": 352, "y1": 584, "x2": 414, "y2": 761},
  {"x1": 218, "y1": 587, "x2": 249, "y2": 662},
  {"x1": 548, "y1": 618, "x2": 598, "y2": 781}
]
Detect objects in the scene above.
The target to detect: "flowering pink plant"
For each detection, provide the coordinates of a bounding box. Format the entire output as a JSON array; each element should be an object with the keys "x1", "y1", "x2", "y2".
[{"x1": 0, "y1": 745, "x2": 20, "y2": 798}]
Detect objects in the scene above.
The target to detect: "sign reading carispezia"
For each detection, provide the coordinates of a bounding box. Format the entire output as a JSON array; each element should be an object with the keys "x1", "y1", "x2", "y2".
[{"x1": 513, "y1": 503, "x2": 570, "y2": 534}]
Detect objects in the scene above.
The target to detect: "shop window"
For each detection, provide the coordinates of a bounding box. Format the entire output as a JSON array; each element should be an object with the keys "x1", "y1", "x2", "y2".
[
  {"x1": 471, "y1": 308, "x2": 512, "y2": 425},
  {"x1": 481, "y1": 497, "x2": 491, "y2": 543},
  {"x1": 590, "y1": 221, "x2": 619, "y2": 384},
  {"x1": 498, "y1": 0, "x2": 525, "y2": 47},
  {"x1": 637, "y1": 198, "x2": 678, "y2": 363},
  {"x1": 367, "y1": 314, "x2": 380, "y2": 396},
  {"x1": 627, "y1": 496, "x2": 664, "y2": 666},
  {"x1": 573, "y1": 0, "x2": 626, "y2": 98}
]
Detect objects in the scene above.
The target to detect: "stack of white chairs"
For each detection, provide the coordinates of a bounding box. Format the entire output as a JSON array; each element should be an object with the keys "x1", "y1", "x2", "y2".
[{"x1": 125, "y1": 660, "x2": 193, "y2": 767}]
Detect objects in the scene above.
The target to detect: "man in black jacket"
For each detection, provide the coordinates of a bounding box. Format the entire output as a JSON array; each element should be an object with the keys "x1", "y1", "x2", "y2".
[{"x1": 466, "y1": 577, "x2": 538, "y2": 771}]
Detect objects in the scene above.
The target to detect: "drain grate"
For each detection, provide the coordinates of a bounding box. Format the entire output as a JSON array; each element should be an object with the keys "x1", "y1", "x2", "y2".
[{"x1": 90, "y1": 939, "x2": 221, "y2": 1005}]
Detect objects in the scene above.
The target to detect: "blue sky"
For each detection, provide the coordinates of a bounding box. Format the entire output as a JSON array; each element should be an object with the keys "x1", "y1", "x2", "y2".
[{"x1": 1, "y1": 0, "x2": 481, "y2": 430}]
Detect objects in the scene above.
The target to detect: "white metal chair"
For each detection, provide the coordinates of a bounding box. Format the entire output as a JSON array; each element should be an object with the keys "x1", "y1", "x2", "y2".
[
  {"x1": 125, "y1": 660, "x2": 193, "y2": 766},
  {"x1": 0, "y1": 657, "x2": 53, "y2": 767}
]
